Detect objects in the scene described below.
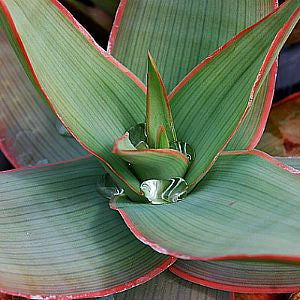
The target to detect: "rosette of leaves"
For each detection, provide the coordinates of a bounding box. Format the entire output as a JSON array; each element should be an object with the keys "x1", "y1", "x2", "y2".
[{"x1": 0, "y1": 0, "x2": 300, "y2": 299}]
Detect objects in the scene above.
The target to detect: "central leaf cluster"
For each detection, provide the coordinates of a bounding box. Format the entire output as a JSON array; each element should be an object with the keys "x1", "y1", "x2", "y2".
[{"x1": 112, "y1": 53, "x2": 194, "y2": 204}]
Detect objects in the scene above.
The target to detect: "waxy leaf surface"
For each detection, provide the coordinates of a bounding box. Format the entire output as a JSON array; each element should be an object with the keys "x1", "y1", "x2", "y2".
[
  {"x1": 0, "y1": 29, "x2": 87, "y2": 167},
  {"x1": 0, "y1": 157, "x2": 173, "y2": 298},
  {"x1": 114, "y1": 133, "x2": 188, "y2": 182},
  {"x1": 169, "y1": 157, "x2": 300, "y2": 293},
  {"x1": 146, "y1": 53, "x2": 176, "y2": 148},
  {"x1": 109, "y1": 0, "x2": 277, "y2": 150},
  {"x1": 0, "y1": 0, "x2": 147, "y2": 200},
  {"x1": 111, "y1": 151, "x2": 300, "y2": 260},
  {"x1": 115, "y1": 270, "x2": 230, "y2": 300},
  {"x1": 170, "y1": 1, "x2": 299, "y2": 188},
  {"x1": 171, "y1": 260, "x2": 300, "y2": 293},
  {"x1": 277, "y1": 156, "x2": 300, "y2": 170}
]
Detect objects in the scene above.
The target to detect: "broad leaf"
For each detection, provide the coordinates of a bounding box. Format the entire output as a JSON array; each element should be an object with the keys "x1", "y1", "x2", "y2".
[
  {"x1": 111, "y1": 150, "x2": 300, "y2": 260},
  {"x1": 146, "y1": 52, "x2": 176, "y2": 148},
  {"x1": 171, "y1": 260, "x2": 300, "y2": 293},
  {"x1": 0, "y1": 29, "x2": 87, "y2": 167},
  {"x1": 109, "y1": 0, "x2": 277, "y2": 150},
  {"x1": 114, "y1": 133, "x2": 188, "y2": 182},
  {"x1": 170, "y1": 1, "x2": 299, "y2": 188},
  {"x1": 257, "y1": 92, "x2": 300, "y2": 156},
  {"x1": 115, "y1": 270, "x2": 231, "y2": 300},
  {"x1": 0, "y1": 0, "x2": 147, "y2": 201},
  {"x1": 0, "y1": 157, "x2": 173, "y2": 298}
]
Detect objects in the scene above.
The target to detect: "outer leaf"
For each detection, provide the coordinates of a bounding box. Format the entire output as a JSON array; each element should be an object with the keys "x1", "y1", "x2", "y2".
[
  {"x1": 257, "y1": 92, "x2": 300, "y2": 156},
  {"x1": 169, "y1": 155, "x2": 300, "y2": 294},
  {"x1": 109, "y1": 0, "x2": 277, "y2": 150},
  {"x1": 146, "y1": 52, "x2": 176, "y2": 148},
  {"x1": 111, "y1": 150, "x2": 300, "y2": 260},
  {"x1": 0, "y1": 0, "x2": 147, "y2": 201},
  {"x1": 113, "y1": 133, "x2": 188, "y2": 181},
  {"x1": 170, "y1": 260, "x2": 300, "y2": 293},
  {"x1": 277, "y1": 156, "x2": 300, "y2": 170},
  {"x1": 225, "y1": 70, "x2": 276, "y2": 151},
  {"x1": 109, "y1": 0, "x2": 275, "y2": 93},
  {"x1": 0, "y1": 29, "x2": 87, "y2": 167},
  {"x1": 0, "y1": 156, "x2": 174, "y2": 298},
  {"x1": 115, "y1": 270, "x2": 231, "y2": 300},
  {"x1": 170, "y1": 1, "x2": 299, "y2": 189}
]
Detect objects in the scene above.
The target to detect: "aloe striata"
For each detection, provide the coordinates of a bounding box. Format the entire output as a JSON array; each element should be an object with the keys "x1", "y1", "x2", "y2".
[{"x1": 0, "y1": 0, "x2": 300, "y2": 299}]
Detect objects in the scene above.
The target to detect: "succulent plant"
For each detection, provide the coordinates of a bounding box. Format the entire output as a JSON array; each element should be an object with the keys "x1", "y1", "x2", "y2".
[{"x1": 0, "y1": 0, "x2": 299, "y2": 299}]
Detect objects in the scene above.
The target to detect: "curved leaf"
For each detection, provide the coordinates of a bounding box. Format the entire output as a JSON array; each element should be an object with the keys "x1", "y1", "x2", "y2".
[
  {"x1": 276, "y1": 156, "x2": 300, "y2": 170},
  {"x1": 109, "y1": 0, "x2": 275, "y2": 93},
  {"x1": 0, "y1": 156, "x2": 174, "y2": 298},
  {"x1": 0, "y1": 29, "x2": 87, "y2": 167},
  {"x1": 0, "y1": 0, "x2": 147, "y2": 200},
  {"x1": 109, "y1": 0, "x2": 277, "y2": 150},
  {"x1": 111, "y1": 150, "x2": 300, "y2": 260},
  {"x1": 225, "y1": 69, "x2": 276, "y2": 150},
  {"x1": 169, "y1": 1, "x2": 300, "y2": 189},
  {"x1": 171, "y1": 260, "x2": 300, "y2": 293},
  {"x1": 257, "y1": 92, "x2": 300, "y2": 156},
  {"x1": 113, "y1": 133, "x2": 188, "y2": 182},
  {"x1": 115, "y1": 270, "x2": 231, "y2": 300}
]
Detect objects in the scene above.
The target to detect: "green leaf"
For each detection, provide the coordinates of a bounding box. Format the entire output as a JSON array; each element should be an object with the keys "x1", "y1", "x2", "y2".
[
  {"x1": 170, "y1": 1, "x2": 299, "y2": 188},
  {"x1": 225, "y1": 71, "x2": 276, "y2": 150},
  {"x1": 146, "y1": 52, "x2": 176, "y2": 148},
  {"x1": 111, "y1": 150, "x2": 300, "y2": 260},
  {"x1": 0, "y1": 29, "x2": 87, "y2": 167},
  {"x1": 0, "y1": 0, "x2": 147, "y2": 201},
  {"x1": 277, "y1": 156, "x2": 300, "y2": 170},
  {"x1": 110, "y1": 0, "x2": 277, "y2": 151},
  {"x1": 113, "y1": 133, "x2": 188, "y2": 182},
  {"x1": 156, "y1": 125, "x2": 170, "y2": 149},
  {"x1": 171, "y1": 260, "x2": 300, "y2": 293},
  {"x1": 109, "y1": 0, "x2": 275, "y2": 93},
  {"x1": 115, "y1": 270, "x2": 231, "y2": 300},
  {"x1": 0, "y1": 156, "x2": 173, "y2": 297}
]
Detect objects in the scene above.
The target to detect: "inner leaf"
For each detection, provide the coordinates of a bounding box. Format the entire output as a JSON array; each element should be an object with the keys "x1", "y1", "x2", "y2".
[
  {"x1": 140, "y1": 177, "x2": 188, "y2": 204},
  {"x1": 146, "y1": 51, "x2": 176, "y2": 148}
]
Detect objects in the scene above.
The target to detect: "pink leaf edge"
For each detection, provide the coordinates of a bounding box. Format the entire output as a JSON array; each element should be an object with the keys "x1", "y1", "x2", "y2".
[
  {"x1": 110, "y1": 149, "x2": 300, "y2": 261},
  {"x1": 0, "y1": 0, "x2": 146, "y2": 196},
  {"x1": 169, "y1": 264, "x2": 300, "y2": 294},
  {"x1": 0, "y1": 155, "x2": 177, "y2": 299},
  {"x1": 0, "y1": 256, "x2": 176, "y2": 300},
  {"x1": 167, "y1": 1, "x2": 299, "y2": 188}
]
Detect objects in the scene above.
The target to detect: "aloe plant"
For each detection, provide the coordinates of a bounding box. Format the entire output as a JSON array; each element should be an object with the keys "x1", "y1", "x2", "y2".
[{"x1": 0, "y1": 0, "x2": 300, "y2": 299}]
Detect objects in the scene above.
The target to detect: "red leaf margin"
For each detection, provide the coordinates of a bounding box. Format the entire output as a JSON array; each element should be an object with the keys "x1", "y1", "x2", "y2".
[
  {"x1": 0, "y1": 0, "x2": 146, "y2": 196},
  {"x1": 170, "y1": 263, "x2": 300, "y2": 294},
  {"x1": 108, "y1": 0, "x2": 278, "y2": 153},
  {"x1": 113, "y1": 132, "x2": 189, "y2": 164},
  {"x1": 168, "y1": 1, "x2": 300, "y2": 189},
  {"x1": 0, "y1": 155, "x2": 177, "y2": 299},
  {"x1": 110, "y1": 149, "x2": 300, "y2": 262},
  {"x1": 0, "y1": 257, "x2": 176, "y2": 300}
]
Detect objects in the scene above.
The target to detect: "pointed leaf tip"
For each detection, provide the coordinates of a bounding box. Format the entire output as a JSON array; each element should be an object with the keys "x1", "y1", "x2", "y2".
[
  {"x1": 156, "y1": 125, "x2": 170, "y2": 149},
  {"x1": 147, "y1": 51, "x2": 176, "y2": 148}
]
